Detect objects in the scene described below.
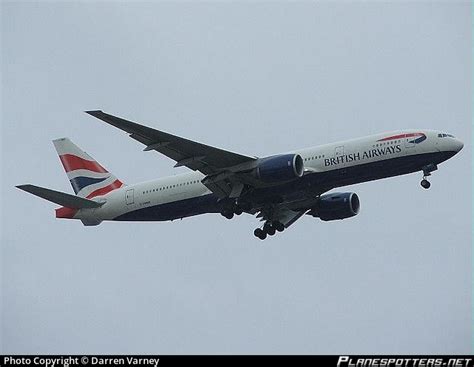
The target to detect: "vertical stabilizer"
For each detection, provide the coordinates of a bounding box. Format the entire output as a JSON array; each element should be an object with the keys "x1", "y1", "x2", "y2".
[{"x1": 53, "y1": 138, "x2": 124, "y2": 198}]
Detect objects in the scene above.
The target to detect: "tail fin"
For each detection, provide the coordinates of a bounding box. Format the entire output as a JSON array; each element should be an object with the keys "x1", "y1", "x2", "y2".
[{"x1": 53, "y1": 138, "x2": 124, "y2": 198}]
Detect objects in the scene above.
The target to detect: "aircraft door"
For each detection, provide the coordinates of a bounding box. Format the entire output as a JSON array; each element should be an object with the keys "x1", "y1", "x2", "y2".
[
  {"x1": 334, "y1": 145, "x2": 347, "y2": 175},
  {"x1": 125, "y1": 188, "x2": 134, "y2": 205},
  {"x1": 334, "y1": 145, "x2": 345, "y2": 159},
  {"x1": 404, "y1": 135, "x2": 416, "y2": 149}
]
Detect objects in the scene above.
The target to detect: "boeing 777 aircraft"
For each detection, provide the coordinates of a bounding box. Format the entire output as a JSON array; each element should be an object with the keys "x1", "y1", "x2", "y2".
[{"x1": 17, "y1": 111, "x2": 463, "y2": 239}]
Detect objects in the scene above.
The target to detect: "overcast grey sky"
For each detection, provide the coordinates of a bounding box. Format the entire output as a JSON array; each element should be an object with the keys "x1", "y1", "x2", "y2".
[{"x1": 1, "y1": 1, "x2": 471, "y2": 354}]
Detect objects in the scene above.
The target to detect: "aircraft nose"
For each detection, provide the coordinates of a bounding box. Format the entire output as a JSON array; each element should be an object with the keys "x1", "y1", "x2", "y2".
[{"x1": 453, "y1": 139, "x2": 464, "y2": 153}]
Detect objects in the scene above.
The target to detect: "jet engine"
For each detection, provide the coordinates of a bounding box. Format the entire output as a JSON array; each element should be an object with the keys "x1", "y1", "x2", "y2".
[
  {"x1": 255, "y1": 154, "x2": 304, "y2": 183},
  {"x1": 309, "y1": 192, "x2": 360, "y2": 221}
]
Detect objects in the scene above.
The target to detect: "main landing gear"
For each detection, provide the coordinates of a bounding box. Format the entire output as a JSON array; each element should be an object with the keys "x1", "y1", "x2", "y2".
[
  {"x1": 220, "y1": 200, "x2": 251, "y2": 219},
  {"x1": 254, "y1": 221, "x2": 285, "y2": 240},
  {"x1": 420, "y1": 163, "x2": 437, "y2": 190}
]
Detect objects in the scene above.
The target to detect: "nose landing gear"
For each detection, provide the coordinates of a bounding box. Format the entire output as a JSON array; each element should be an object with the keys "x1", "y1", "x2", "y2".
[
  {"x1": 420, "y1": 163, "x2": 437, "y2": 190},
  {"x1": 420, "y1": 179, "x2": 431, "y2": 189}
]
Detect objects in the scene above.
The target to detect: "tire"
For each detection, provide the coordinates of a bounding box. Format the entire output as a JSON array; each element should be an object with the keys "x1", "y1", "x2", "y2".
[
  {"x1": 274, "y1": 222, "x2": 285, "y2": 232},
  {"x1": 222, "y1": 211, "x2": 234, "y2": 219},
  {"x1": 254, "y1": 228, "x2": 266, "y2": 240}
]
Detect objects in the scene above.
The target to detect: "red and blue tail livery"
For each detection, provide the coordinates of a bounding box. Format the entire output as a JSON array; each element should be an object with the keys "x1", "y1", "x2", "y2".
[
  {"x1": 17, "y1": 111, "x2": 463, "y2": 239},
  {"x1": 53, "y1": 138, "x2": 124, "y2": 199}
]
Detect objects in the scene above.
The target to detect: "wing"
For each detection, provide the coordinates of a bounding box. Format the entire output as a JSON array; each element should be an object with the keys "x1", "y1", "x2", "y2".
[{"x1": 85, "y1": 110, "x2": 256, "y2": 176}]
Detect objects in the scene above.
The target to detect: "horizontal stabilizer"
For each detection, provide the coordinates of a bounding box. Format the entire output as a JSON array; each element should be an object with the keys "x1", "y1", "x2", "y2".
[{"x1": 16, "y1": 184, "x2": 103, "y2": 209}]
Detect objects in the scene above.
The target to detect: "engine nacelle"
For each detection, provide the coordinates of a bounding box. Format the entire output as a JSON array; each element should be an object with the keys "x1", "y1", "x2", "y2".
[
  {"x1": 255, "y1": 154, "x2": 304, "y2": 183},
  {"x1": 309, "y1": 192, "x2": 360, "y2": 221}
]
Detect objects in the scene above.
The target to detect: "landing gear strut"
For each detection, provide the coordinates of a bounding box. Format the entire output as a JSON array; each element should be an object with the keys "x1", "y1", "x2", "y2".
[
  {"x1": 263, "y1": 222, "x2": 276, "y2": 236},
  {"x1": 254, "y1": 221, "x2": 285, "y2": 240},
  {"x1": 420, "y1": 164, "x2": 437, "y2": 190}
]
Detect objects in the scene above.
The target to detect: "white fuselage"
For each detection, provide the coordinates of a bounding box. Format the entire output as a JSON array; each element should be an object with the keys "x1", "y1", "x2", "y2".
[{"x1": 75, "y1": 129, "x2": 463, "y2": 224}]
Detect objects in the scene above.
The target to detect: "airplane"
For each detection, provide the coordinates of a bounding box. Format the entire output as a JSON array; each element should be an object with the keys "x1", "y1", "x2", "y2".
[{"x1": 17, "y1": 111, "x2": 464, "y2": 240}]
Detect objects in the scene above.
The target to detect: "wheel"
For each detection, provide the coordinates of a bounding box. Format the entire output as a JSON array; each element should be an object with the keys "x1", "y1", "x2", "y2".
[
  {"x1": 254, "y1": 228, "x2": 266, "y2": 240},
  {"x1": 221, "y1": 211, "x2": 234, "y2": 219},
  {"x1": 262, "y1": 222, "x2": 275, "y2": 236},
  {"x1": 421, "y1": 179, "x2": 431, "y2": 189},
  {"x1": 273, "y1": 221, "x2": 285, "y2": 232}
]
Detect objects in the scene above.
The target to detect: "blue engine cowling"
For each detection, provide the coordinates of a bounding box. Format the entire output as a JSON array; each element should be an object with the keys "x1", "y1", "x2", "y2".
[
  {"x1": 309, "y1": 192, "x2": 360, "y2": 221},
  {"x1": 256, "y1": 154, "x2": 304, "y2": 183}
]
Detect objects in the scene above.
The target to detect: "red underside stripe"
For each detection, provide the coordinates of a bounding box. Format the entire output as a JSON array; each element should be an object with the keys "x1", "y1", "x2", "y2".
[
  {"x1": 55, "y1": 207, "x2": 78, "y2": 218},
  {"x1": 378, "y1": 133, "x2": 424, "y2": 141},
  {"x1": 86, "y1": 179, "x2": 123, "y2": 199},
  {"x1": 59, "y1": 154, "x2": 108, "y2": 173},
  {"x1": 55, "y1": 180, "x2": 123, "y2": 218}
]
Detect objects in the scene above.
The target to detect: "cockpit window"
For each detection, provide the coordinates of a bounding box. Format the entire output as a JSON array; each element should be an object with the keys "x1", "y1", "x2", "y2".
[{"x1": 438, "y1": 133, "x2": 455, "y2": 138}]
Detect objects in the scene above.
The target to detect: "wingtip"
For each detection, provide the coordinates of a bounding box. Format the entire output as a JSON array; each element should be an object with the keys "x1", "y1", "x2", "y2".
[
  {"x1": 85, "y1": 110, "x2": 103, "y2": 116},
  {"x1": 16, "y1": 184, "x2": 30, "y2": 190}
]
